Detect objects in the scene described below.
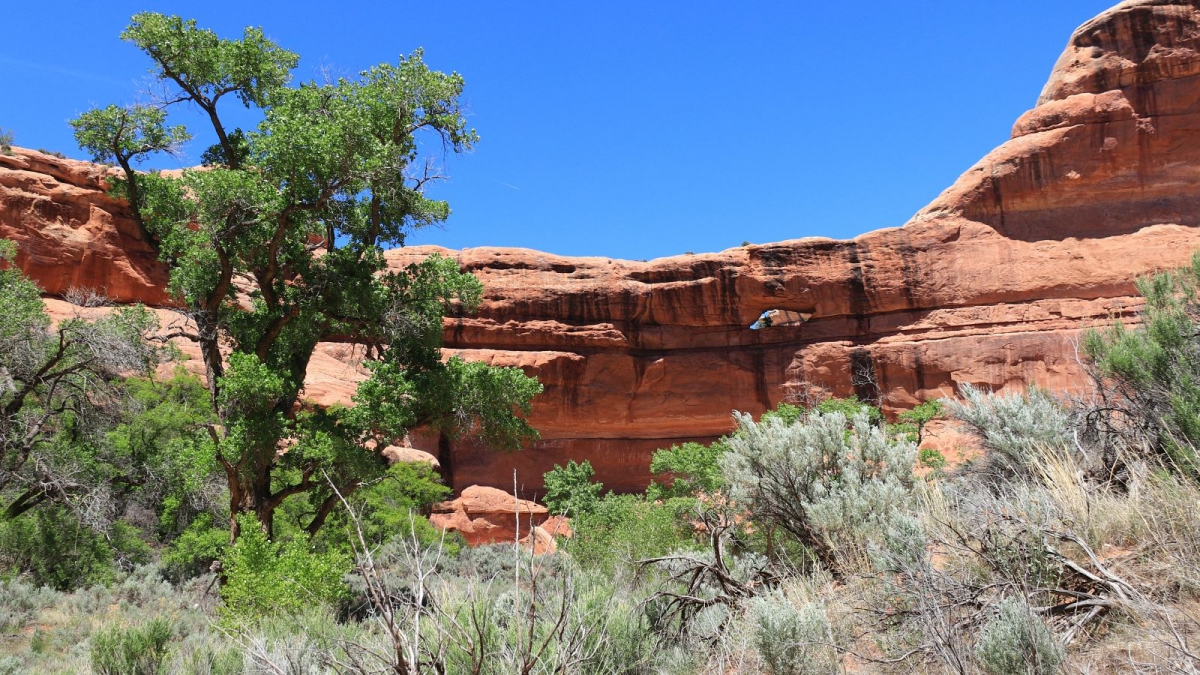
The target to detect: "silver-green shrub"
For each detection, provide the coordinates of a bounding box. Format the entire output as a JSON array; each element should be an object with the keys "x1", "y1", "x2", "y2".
[
  {"x1": 975, "y1": 596, "x2": 1064, "y2": 675},
  {"x1": 721, "y1": 410, "x2": 916, "y2": 568},
  {"x1": 749, "y1": 592, "x2": 838, "y2": 675},
  {"x1": 0, "y1": 578, "x2": 59, "y2": 632},
  {"x1": 948, "y1": 384, "x2": 1071, "y2": 475}
]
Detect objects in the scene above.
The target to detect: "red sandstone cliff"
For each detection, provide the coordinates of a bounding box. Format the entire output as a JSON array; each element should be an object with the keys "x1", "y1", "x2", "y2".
[{"x1": 4, "y1": 0, "x2": 1200, "y2": 497}]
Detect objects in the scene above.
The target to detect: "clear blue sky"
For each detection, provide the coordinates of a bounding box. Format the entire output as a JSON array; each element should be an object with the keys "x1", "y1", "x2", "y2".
[{"x1": 2, "y1": 1, "x2": 1115, "y2": 260}]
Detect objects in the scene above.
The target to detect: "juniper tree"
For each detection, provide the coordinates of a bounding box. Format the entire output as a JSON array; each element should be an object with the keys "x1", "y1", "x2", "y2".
[
  {"x1": 0, "y1": 240, "x2": 160, "y2": 523},
  {"x1": 71, "y1": 13, "x2": 541, "y2": 539},
  {"x1": 1083, "y1": 252, "x2": 1200, "y2": 476}
]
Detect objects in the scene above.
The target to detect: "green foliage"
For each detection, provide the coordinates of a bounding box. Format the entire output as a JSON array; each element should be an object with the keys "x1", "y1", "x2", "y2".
[
  {"x1": 975, "y1": 596, "x2": 1064, "y2": 675},
  {"x1": 161, "y1": 513, "x2": 227, "y2": 582},
  {"x1": 121, "y1": 13, "x2": 300, "y2": 110},
  {"x1": 310, "y1": 461, "x2": 454, "y2": 553},
  {"x1": 814, "y1": 395, "x2": 883, "y2": 426},
  {"x1": 0, "y1": 128, "x2": 12, "y2": 155},
  {"x1": 918, "y1": 447, "x2": 947, "y2": 474},
  {"x1": 1084, "y1": 253, "x2": 1200, "y2": 475},
  {"x1": 898, "y1": 399, "x2": 944, "y2": 444},
  {"x1": 761, "y1": 402, "x2": 805, "y2": 426},
  {"x1": 542, "y1": 459, "x2": 603, "y2": 517},
  {"x1": 200, "y1": 127, "x2": 249, "y2": 167},
  {"x1": 70, "y1": 15, "x2": 542, "y2": 536},
  {"x1": 0, "y1": 507, "x2": 150, "y2": 590},
  {"x1": 566, "y1": 495, "x2": 699, "y2": 573},
  {"x1": 1, "y1": 239, "x2": 163, "y2": 523},
  {"x1": 108, "y1": 371, "x2": 219, "y2": 538},
  {"x1": 220, "y1": 515, "x2": 350, "y2": 619},
  {"x1": 71, "y1": 105, "x2": 190, "y2": 168},
  {"x1": 642, "y1": 403, "x2": 808, "y2": 501},
  {"x1": 722, "y1": 410, "x2": 916, "y2": 570},
  {"x1": 90, "y1": 618, "x2": 174, "y2": 675},
  {"x1": 648, "y1": 439, "x2": 729, "y2": 499}
]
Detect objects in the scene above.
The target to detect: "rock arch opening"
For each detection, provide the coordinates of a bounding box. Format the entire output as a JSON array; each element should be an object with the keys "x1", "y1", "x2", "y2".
[{"x1": 750, "y1": 309, "x2": 811, "y2": 330}]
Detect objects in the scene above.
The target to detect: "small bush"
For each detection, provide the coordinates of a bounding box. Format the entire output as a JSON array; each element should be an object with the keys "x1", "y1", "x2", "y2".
[
  {"x1": 306, "y1": 461, "x2": 453, "y2": 553},
  {"x1": 1083, "y1": 254, "x2": 1200, "y2": 475},
  {"x1": 0, "y1": 128, "x2": 12, "y2": 155},
  {"x1": 542, "y1": 459, "x2": 603, "y2": 517},
  {"x1": 0, "y1": 506, "x2": 127, "y2": 590},
  {"x1": 899, "y1": 399, "x2": 944, "y2": 444},
  {"x1": 220, "y1": 515, "x2": 350, "y2": 620},
  {"x1": 975, "y1": 596, "x2": 1064, "y2": 675},
  {"x1": 750, "y1": 592, "x2": 839, "y2": 675},
  {"x1": 161, "y1": 513, "x2": 227, "y2": 582},
  {"x1": 90, "y1": 618, "x2": 174, "y2": 675},
  {"x1": 919, "y1": 448, "x2": 947, "y2": 474},
  {"x1": 814, "y1": 395, "x2": 883, "y2": 426},
  {"x1": 566, "y1": 494, "x2": 699, "y2": 572},
  {"x1": 948, "y1": 384, "x2": 1071, "y2": 476},
  {"x1": 761, "y1": 402, "x2": 805, "y2": 426}
]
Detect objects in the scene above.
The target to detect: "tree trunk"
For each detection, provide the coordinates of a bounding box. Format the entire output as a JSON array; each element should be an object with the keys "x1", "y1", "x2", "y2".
[
  {"x1": 225, "y1": 454, "x2": 275, "y2": 541},
  {"x1": 195, "y1": 313, "x2": 225, "y2": 410}
]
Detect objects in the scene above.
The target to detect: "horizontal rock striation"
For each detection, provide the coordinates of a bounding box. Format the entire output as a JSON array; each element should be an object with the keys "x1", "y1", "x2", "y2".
[{"x1": 5, "y1": 0, "x2": 1200, "y2": 496}]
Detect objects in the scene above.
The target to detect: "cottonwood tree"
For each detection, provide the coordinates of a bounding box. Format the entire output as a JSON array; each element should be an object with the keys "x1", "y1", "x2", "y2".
[{"x1": 71, "y1": 13, "x2": 541, "y2": 539}]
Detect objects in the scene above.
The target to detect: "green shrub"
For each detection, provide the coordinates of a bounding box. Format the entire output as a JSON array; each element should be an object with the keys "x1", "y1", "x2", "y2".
[
  {"x1": 0, "y1": 507, "x2": 125, "y2": 590},
  {"x1": 975, "y1": 596, "x2": 1064, "y2": 675},
  {"x1": 220, "y1": 515, "x2": 350, "y2": 620},
  {"x1": 919, "y1": 448, "x2": 947, "y2": 474},
  {"x1": 0, "y1": 128, "x2": 12, "y2": 155},
  {"x1": 566, "y1": 494, "x2": 698, "y2": 572},
  {"x1": 161, "y1": 513, "x2": 228, "y2": 582},
  {"x1": 899, "y1": 399, "x2": 944, "y2": 444},
  {"x1": 90, "y1": 618, "x2": 174, "y2": 675},
  {"x1": 814, "y1": 396, "x2": 883, "y2": 426},
  {"x1": 761, "y1": 402, "x2": 805, "y2": 426},
  {"x1": 1083, "y1": 253, "x2": 1200, "y2": 476},
  {"x1": 107, "y1": 370, "x2": 220, "y2": 540},
  {"x1": 542, "y1": 459, "x2": 603, "y2": 517},
  {"x1": 648, "y1": 439, "x2": 729, "y2": 499},
  {"x1": 308, "y1": 461, "x2": 453, "y2": 553}
]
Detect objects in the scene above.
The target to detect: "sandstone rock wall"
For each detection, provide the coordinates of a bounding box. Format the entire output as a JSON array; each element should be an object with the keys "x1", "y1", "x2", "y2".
[{"x1": 4, "y1": 0, "x2": 1200, "y2": 496}]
